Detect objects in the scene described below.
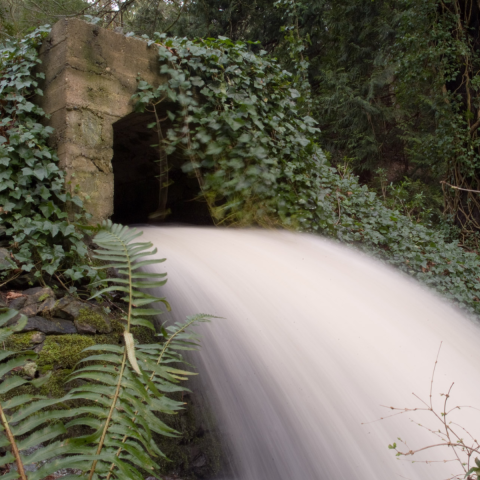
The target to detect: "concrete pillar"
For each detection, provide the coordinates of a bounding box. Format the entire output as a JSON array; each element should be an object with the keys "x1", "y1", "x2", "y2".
[{"x1": 36, "y1": 18, "x2": 165, "y2": 223}]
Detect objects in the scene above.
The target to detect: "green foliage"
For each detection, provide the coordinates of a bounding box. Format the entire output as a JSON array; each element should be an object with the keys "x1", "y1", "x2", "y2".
[
  {"x1": 0, "y1": 0, "x2": 88, "y2": 39},
  {"x1": 134, "y1": 34, "x2": 319, "y2": 226},
  {"x1": 0, "y1": 307, "x2": 62, "y2": 480},
  {"x1": 131, "y1": 34, "x2": 480, "y2": 315},
  {"x1": 0, "y1": 222, "x2": 214, "y2": 479},
  {"x1": 392, "y1": 0, "x2": 480, "y2": 236},
  {"x1": 0, "y1": 26, "x2": 97, "y2": 285}
]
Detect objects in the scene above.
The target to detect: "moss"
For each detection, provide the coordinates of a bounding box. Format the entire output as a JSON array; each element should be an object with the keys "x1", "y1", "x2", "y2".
[
  {"x1": 77, "y1": 307, "x2": 111, "y2": 334},
  {"x1": 5, "y1": 331, "x2": 35, "y2": 350},
  {"x1": 110, "y1": 318, "x2": 125, "y2": 334},
  {"x1": 38, "y1": 293, "x2": 51, "y2": 302},
  {"x1": 131, "y1": 325, "x2": 157, "y2": 344},
  {"x1": 39, "y1": 369, "x2": 73, "y2": 398},
  {"x1": 36, "y1": 328, "x2": 122, "y2": 370},
  {"x1": 37, "y1": 334, "x2": 97, "y2": 370},
  {"x1": 0, "y1": 368, "x2": 73, "y2": 402},
  {"x1": 153, "y1": 390, "x2": 225, "y2": 479}
]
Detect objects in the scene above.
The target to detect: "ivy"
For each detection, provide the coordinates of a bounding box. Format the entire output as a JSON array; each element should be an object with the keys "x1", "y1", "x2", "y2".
[
  {"x1": 0, "y1": 27, "x2": 95, "y2": 286},
  {"x1": 134, "y1": 34, "x2": 480, "y2": 315},
  {"x1": 134, "y1": 34, "x2": 320, "y2": 225}
]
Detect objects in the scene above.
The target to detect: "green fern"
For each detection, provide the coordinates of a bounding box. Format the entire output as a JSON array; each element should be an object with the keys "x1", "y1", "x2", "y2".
[
  {"x1": 0, "y1": 221, "x2": 214, "y2": 479},
  {"x1": 0, "y1": 308, "x2": 66, "y2": 480}
]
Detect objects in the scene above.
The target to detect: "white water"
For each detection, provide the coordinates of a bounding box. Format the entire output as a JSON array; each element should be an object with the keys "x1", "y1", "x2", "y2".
[{"x1": 141, "y1": 226, "x2": 480, "y2": 480}]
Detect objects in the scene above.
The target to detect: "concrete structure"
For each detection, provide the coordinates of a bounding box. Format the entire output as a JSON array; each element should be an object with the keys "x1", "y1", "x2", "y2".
[{"x1": 37, "y1": 18, "x2": 166, "y2": 223}]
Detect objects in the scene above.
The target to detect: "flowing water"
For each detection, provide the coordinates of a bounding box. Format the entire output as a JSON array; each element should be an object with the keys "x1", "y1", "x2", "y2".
[{"x1": 140, "y1": 226, "x2": 480, "y2": 480}]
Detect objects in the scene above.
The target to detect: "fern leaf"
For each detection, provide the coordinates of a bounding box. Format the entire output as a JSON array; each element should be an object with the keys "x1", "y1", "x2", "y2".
[{"x1": 124, "y1": 332, "x2": 141, "y2": 375}]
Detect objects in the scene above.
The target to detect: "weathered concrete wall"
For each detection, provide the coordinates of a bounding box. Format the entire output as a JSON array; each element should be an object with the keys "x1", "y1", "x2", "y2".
[{"x1": 36, "y1": 19, "x2": 165, "y2": 223}]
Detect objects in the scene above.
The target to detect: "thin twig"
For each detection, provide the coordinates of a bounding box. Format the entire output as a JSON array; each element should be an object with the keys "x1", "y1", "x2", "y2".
[{"x1": 441, "y1": 180, "x2": 480, "y2": 194}]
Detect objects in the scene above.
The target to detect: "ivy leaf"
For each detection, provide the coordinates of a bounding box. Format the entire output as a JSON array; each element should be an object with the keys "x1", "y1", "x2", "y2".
[{"x1": 33, "y1": 165, "x2": 46, "y2": 180}]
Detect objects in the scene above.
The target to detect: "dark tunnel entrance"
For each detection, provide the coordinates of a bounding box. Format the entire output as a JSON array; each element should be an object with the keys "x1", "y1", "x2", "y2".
[{"x1": 110, "y1": 112, "x2": 214, "y2": 226}]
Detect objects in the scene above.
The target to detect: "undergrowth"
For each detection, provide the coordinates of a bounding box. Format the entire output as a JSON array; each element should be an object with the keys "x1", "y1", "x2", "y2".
[
  {"x1": 0, "y1": 221, "x2": 214, "y2": 479},
  {"x1": 133, "y1": 34, "x2": 480, "y2": 315},
  {"x1": 0, "y1": 26, "x2": 96, "y2": 289}
]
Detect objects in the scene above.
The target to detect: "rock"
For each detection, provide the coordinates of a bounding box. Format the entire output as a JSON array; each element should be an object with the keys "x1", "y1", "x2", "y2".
[
  {"x1": 53, "y1": 296, "x2": 75, "y2": 319},
  {"x1": 15, "y1": 287, "x2": 56, "y2": 318},
  {"x1": 23, "y1": 361, "x2": 37, "y2": 378},
  {"x1": 33, "y1": 342, "x2": 44, "y2": 354},
  {"x1": 191, "y1": 454, "x2": 207, "y2": 468},
  {"x1": 55, "y1": 299, "x2": 85, "y2": 320},
  {"x1": 9, "y1": 296, "x2": 26, "y2": 311},
  {"x1": 23, "y1": 286, "x2": 54, "y2": 301},
  {"x1": 0, "y1": 248, "x2": 13, "y2": 270},
  {"x1": 74, "y1": 319, "x2": 96, "y2": 335},
  {"x1": 31, "y1": 332, "x2": 46, "y2": 344},
  {"x1": 21, "y1": 317, "x2": 77, "y2": 335},
  {"x1": 37, "y1": 297, "x2": 57, "y2": 315},
  {"x1": 55, "y1": 297, "x2": 112, "y2": 334},
  {"x1": 19, "y1": 303, "x2": 38, "y2": 317}
]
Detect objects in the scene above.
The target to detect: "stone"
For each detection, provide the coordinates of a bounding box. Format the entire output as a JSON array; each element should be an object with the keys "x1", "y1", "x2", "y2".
[
  {"x1": 15, "y1": 287, "x2": 56, "y2": 317},
  {"x1": 54, "y1": 298, "x2": 84, "y2": 320},
  {"x1": 74, "y1": 319, "x2": 96, "y2": 335},
  {"x1": 54, "y1": 297, "x2": 112, "y2": 334},
  {"x1": 9, "y1": 296, "x2": 26, "y2": 311},
  {"x1": 0, "y1": 294, "x2": 7, "y2": 308},
  {"x1": 19, "y1": 303, "x2": 38, "y2": 317},
  {"x1": 0, "y1": 248, "x2": 13, "y2": 270},
  {"x1": 31, "y1": 332, "x2": 46, "y2": 344},
  {"x1": 191, "y1": 454, "x2": 207, "y2": 468},
  {"x1": 33, "y1": 342, "x2": 45, "y2": 354},
  {"x1": 23, "y1": 287, "x2": 55, "y2": 304},
  {"x1": 37, "y1": 297, "x2": 57, "y2": 315},
  {"x1": 53, "y1": 296, "x2": 75, "y2": 319},
  {"x1": 21, "y1": 317, "x2": 77, "y2": 335},
  {"x1": 23, "y1": 361, "x2": 37, "y2": 378}
]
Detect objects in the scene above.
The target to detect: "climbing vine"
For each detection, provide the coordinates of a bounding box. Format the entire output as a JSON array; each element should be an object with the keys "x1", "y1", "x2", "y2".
[
  {"x1": 133, "y1": 34, "x2": 480, "y2": 315},
  {"x1": 0, "y1": 26, "x2": 96, "y2": 287},
  {"x1": 133, "y1": 34, "x2": 319, "y2": 226}
]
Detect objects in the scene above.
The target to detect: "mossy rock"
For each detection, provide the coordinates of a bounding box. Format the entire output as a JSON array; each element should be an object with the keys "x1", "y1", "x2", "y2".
[
  {"x1": 131, "y1": 325, "x2": 158, "y2": 344},
  {"x1": 4, "y1": 331, "x2": 37, "y2": 350},
  {"x1": 75, "y1": 307, "x2": 112, "y2": 334}
]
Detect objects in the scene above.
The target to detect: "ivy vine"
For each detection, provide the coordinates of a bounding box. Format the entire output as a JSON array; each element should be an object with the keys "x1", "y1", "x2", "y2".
[
  {"x1": 134, "y1": 34, "x2": 480, "y2": 315},
  {"x1": 0, "y1": 27, "x2": 96, "y2": 287}
]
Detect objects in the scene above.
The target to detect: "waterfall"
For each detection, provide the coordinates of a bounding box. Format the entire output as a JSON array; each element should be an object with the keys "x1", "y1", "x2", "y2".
[{"x1": 140, "y1": 226, "x2": 480, "y2": 480}]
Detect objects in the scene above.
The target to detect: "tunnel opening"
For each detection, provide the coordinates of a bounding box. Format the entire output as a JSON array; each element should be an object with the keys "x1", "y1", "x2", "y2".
[{"x1": 111, "y1": 112, "x2": 214, "y2": 226}]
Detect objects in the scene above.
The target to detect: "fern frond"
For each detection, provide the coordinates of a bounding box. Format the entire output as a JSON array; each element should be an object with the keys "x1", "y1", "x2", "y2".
[
  {"x1": 0, "y1": 308, "x2": 74, "y2": 480},
  {"x1": 0, "y1": 222, "x2": 214, "y2": 480}
]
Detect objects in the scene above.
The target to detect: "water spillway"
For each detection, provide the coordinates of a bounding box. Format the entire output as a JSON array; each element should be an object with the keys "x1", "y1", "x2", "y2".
[{"x1": 140, "y1": 226, "x2": 480, "y2": 480}]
